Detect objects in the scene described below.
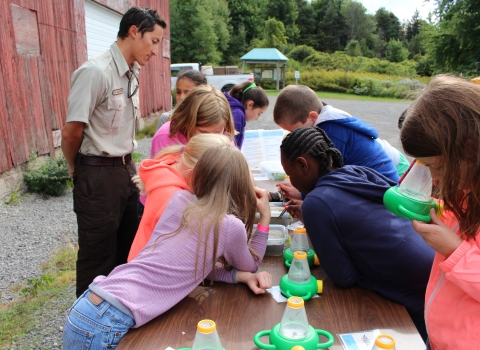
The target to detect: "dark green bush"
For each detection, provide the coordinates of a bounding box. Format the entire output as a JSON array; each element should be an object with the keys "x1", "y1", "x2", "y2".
[
  {"x1": 288, "y1": 45, "x2": 317, "y2": 62},
  {"x1": 23, "y1": 156, "x2": 71, "y2": 196}
]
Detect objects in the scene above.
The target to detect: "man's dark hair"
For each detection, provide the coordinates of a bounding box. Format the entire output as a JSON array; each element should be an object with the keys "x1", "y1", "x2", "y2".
[
  {"x1": 281, "y1": 126, "x2": 344, "y2": 178},
  {"x1": 118, "y1": 7, "x2": 166, "y2": 39}
]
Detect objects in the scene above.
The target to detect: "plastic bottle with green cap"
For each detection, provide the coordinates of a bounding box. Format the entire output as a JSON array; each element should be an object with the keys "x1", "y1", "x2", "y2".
[{"x1": 372, "y1": 334, "x2": 396, "y2": 350}]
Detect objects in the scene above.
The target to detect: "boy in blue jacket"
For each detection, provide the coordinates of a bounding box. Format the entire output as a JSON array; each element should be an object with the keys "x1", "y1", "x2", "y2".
[
  {"x1": 273, "y1": 85, "x2": 405, "y2": 184},
  {"x1": 278, "y1": 126, "x2": 433, "y2": 342}
]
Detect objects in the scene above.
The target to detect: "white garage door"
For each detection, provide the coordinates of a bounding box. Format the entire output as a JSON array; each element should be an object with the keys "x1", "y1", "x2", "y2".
[{"x1": 84, "y1": 0, "x2": 122, "y2": 59}]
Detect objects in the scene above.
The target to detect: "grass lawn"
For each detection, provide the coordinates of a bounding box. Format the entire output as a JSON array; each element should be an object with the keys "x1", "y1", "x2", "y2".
[
  {"x1": 0, "y1": 244, "x2": 77, "y2": 348},
  {"x1": 264, "y1": 89, "x2": 408, "y2": 102}
]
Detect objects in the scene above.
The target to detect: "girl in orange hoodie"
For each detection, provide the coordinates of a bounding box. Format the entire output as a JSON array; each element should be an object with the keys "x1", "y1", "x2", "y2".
[
  {"x1": 400, "y1": 75, "x2": 480, "y2": 349},
  {"x1": 128, "y1": 133, "x2": 231, "y2": 262}
]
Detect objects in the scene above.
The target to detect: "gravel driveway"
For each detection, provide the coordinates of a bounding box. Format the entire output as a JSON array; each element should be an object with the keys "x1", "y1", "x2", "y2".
[{"x1": 0, "y1": 96, "x2": 411, "y2": 348}]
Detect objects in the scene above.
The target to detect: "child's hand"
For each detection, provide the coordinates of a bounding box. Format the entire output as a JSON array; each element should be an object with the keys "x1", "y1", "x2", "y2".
[
  {"x1": 255, "y1": 187, "x2": 270, "y2": 226},
  {"x1": 412, "y1": 209, "x2": 463, "y2": 258},
  {"x1": 236, "y1": 271, "x2": 273, "y2": 294},
  {"x1": 285, "y1": 199, "x2": 303, "y2": 223},
  {"x1": 254, "y1": 187, "x2": 272, "y2": 201},
  {"x1": 276, "y1": 182, "x2": 302, "y2": 200}
]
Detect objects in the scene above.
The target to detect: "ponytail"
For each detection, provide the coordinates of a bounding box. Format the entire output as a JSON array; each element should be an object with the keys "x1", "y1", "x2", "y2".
[{"x1": 229, "y1": 81, "x2": 269, "y2": 109}]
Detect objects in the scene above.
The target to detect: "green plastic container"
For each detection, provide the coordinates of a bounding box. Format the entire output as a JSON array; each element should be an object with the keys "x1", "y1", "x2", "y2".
[
  {"x1": 383, "y1": 186, "x2": 438, "y2": 222},
  {"x1": 254, "y1": 323, "x2": 334, "y2": 350},
  {"x1": 279, "y1": 275, "x2": 322, "y2": 301}
]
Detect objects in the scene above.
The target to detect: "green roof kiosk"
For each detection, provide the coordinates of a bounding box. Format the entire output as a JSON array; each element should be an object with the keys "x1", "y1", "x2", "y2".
[{"x1": 241, "y1": 48, "x2": 288, "y2": 91}]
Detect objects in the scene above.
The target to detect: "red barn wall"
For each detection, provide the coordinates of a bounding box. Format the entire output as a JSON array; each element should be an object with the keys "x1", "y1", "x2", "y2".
[{"x1": 0, "y1": 0, "x2": 170, "y2": 174}]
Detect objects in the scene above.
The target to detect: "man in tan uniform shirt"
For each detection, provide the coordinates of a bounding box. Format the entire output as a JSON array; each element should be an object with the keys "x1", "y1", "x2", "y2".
[{"x1": 61, "y1": 7, "x2": 166, "y2": 297}]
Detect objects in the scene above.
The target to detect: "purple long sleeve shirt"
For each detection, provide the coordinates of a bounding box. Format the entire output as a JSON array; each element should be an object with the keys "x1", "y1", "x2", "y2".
[{"x1": 90, "y1": 190, "x2": 267, "y2": 327}]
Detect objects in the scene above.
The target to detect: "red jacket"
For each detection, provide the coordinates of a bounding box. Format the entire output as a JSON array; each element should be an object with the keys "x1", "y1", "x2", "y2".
[
  {"x1": 128, "y1": 154, "x2": 189, "y2": 262},
  {"x1": 425, "y1": 211, "x2": 480, "y2": 349}
]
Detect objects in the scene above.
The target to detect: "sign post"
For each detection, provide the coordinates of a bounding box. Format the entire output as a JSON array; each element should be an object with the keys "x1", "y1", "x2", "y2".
[{"x1": 295, "y1": 71, "x2": 300, "y2": 84}]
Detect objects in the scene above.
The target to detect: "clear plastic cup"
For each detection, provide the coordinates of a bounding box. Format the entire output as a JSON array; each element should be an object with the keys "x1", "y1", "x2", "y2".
[
  {"x1": 290, "y1": 228, "x2": 311, "y2": 253},
  {"x1": 279, "y1": 296, "x2": 310, "y2": 339},
  {"x1": 191, "y1": 319, "x2": 223, "y2": 350},
  {"x1": 287, "y1": 251, "x2": 311, "y2": 284},
  {"x1": 398, "y1": 160, "x2": 433, "y2": 201}
]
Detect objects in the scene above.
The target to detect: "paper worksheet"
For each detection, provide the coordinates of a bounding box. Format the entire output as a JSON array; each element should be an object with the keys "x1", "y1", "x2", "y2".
[
  {"x1": 242, "y1": 129, "x2": 286, "y2": 169},
  {"x1": 338, "y1": 329, "x2": 382, "y2": 350}
]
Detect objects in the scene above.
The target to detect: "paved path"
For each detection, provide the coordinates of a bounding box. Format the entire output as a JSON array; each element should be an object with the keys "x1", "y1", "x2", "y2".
[{"x1": 246, "y1": 96, "x2": 412, "y2": 151}]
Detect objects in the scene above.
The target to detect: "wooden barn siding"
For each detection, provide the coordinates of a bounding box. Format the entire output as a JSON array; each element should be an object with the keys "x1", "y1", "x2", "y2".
[
  {"x1": 137, "y1": 0, "x2": 171, "y2": 115},
  {"x1": 0, "y1": 0, "x2": 170, "y2": 174},
  {"x1": 0, "y1": 0, "x2": 80, "y2": 173}
]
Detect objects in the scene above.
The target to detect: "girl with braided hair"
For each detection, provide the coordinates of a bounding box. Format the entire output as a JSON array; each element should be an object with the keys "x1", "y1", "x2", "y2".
[{"x1": 279, "y1": 126, "x2": 434, "y2": 342}]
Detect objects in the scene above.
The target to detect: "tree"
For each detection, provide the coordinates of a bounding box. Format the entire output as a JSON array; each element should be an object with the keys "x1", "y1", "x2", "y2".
[
  {"x1": 295, "y1": 0, "x2": 318, "y2": 47},
  {"x1": 342, "y1": 0, "x2": 376, "y2": 42},
  {"x1": 263, "y1": 18, "x2": 288, "y2": 50},
  {"x1": 404, "y1": 9, "x2": 421, "y2": 41},
  {"x1": 170, "y1": 0, "x2": 230, "y2": 64},
  {"x1": 374, "y1": 7, "x2": 402, "y2": 41},
  {"x1": 224, "y1": 24, "x2": 247, "y2": 64},
  {"x1": 431, "y1": 0, "x2": 480, "y2": 73},
  {"x1": 266, "y1": 0, "x2": 300, "y2": 43},
  {"x1": 345, "y1": 40, "x2": 362, "y2": 57},
  {"x1": 226, "y1": 0, "x2": 267, "y2": 45},
  {"x1": 385, "y1": 39, "x2": 409, "y2": 62},
  {"x1": 316, "y1": 0, "x2": 349, "y2": 53}
]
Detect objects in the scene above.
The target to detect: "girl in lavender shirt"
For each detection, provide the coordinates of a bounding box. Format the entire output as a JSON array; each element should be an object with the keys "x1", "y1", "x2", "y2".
[{"x1": 63, "y1": 145, "x2": 272, "y2": 349}]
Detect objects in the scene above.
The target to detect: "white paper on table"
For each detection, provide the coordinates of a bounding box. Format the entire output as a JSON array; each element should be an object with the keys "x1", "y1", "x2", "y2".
[
  {"x1": 261, "y1": 129, "x2": 285, "y2": 161},
  {"x1": 242, "y1": 130, "x2": 265, "y2": 169},
  {"x1": 241, "y1": 129, "x2": 286, "y2": 169},
  {"x1": 337, "y1": 329, "x2": 381, "y2": 350},
  {"x1": 266, "y1": 286, "x2": 319, "y2": 303}
]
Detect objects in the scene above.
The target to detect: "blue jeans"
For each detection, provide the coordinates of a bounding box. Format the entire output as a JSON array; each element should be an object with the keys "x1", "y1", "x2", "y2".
[{"x1": 63, "y1": 290, "x2": 135, "y2": 349}]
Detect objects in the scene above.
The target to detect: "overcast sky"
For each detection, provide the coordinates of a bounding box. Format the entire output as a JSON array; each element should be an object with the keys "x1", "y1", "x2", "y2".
[{"x1": 358, "y1": 0, "x2": 437, "y2": 22}]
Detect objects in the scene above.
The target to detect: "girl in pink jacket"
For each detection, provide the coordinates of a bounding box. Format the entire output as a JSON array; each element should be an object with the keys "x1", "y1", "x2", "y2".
[{"x1": 400, "y1": 75, "x2": 480, "y2": 349}]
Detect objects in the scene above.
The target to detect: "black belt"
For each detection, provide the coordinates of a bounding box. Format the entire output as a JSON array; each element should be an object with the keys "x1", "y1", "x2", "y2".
[{"x1": 79, "y1": 154, "x2": 132, "y2": 166}]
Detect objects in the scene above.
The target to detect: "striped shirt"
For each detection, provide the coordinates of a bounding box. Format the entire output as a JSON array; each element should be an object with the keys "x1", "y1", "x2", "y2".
[{"x1": 90, "y1": 190, "x2": 267, "y2": 327}]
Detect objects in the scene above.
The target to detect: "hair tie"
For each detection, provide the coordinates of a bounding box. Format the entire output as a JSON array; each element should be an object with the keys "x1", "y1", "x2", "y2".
[
  {"x1": 243, "y1": 82, "x2": 256, "y2": 94},
  {"x1": 181, "y1": 145, "x2": 185, "y2": 152}
]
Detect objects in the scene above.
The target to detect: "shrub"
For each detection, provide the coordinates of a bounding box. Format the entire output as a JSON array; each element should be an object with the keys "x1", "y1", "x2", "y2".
[
  {"x1": 304, "y1": 51, "x2": 418, "y2": 77},
  {"x1": 288, "y1": 45, "x2": 317, "y2": 62},
  {"x1": 285, "y1": 70, "x2": 428, "y2": 99},
  {"x1": 345, "y1": 40, "x2": 362, "y2": 57},
  {"x1": 23, "y1": 156, "x2": 71, "y2": 196}
]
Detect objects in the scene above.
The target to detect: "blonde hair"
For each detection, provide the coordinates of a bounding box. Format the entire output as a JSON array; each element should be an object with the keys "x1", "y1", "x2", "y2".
[
  {"x1": 401, "y1": 75, "x2": 480, "y2": 238},
  {"x1": 169, "y1": 85, "x2": 235, "y2": 141},
  {"x1": 155, "y1": 145, "x2": 257, "y2": 283},
  {"x1": 274, "y1": 85, "x2": 323, "y2": 125},
  {"x1": 133, "y1": 133, "x2": 231, "y2": 192}
]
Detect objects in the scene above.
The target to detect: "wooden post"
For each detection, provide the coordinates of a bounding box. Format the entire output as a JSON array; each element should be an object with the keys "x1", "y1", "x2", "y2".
[
  {"x1": 276, "y1": 61, "x2": 280, "y2": 90},
  {"x1": 242, "y1": 60, "x2": 245, "y2": 74}
]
